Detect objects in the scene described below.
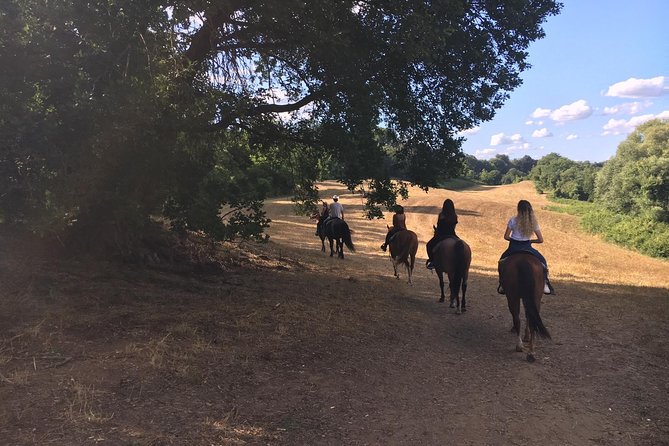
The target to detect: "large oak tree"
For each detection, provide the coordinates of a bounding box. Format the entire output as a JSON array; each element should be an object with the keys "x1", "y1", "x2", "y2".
[{"x1": 0, "y1": 0, "x2": 561, "y2": 252}]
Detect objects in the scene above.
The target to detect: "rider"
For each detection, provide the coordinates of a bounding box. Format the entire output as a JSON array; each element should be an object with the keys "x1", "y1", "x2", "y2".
[
  {"x1": 315, "y1": 201, "x2": 329, "y2": 236},
  {"x1": 322, "y1": 195, "x2": 344, "y2": 229},
  {"x1": 497, "y1": 200, "x2": 555, "y2": 295},
  {"x1": 380, "y1": 205, "x2": 406, "y2": 252},
  {"x1": 425, "y1": 199, "x2": 458, "y2": 270}
]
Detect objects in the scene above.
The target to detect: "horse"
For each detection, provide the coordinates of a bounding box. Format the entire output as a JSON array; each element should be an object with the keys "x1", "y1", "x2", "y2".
[
  {"x1": 431, "y1": 236, "x2": 471, "y2": 314},
  {"x1": 386, "y1": 226, "x2": 419, "y2": 284},
  {"x1": 323, "y1": 218, "x2": 355, "y2": 259},
  {"x1": 498, "y1": 253, "x2": 551, "y2": 362}
]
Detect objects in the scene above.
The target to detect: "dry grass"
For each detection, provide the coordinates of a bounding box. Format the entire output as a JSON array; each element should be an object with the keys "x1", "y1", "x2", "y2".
[
  {"x1": 0, "y1": 180, "x2": 667, "y2": 445},
  {"x1": 266, "y1": 180, "x2": 669, "y2": 289}
]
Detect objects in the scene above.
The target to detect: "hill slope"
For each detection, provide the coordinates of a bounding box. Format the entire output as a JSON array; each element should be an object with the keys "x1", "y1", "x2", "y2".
[{"x1": 1, "y1": 181, "x2": 668, "y2": 445}]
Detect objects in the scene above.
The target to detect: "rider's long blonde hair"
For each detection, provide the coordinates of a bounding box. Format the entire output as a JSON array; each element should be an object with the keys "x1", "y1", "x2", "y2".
[{"x1": 515, "y1": 200, "x2": 538, "y2": 239}]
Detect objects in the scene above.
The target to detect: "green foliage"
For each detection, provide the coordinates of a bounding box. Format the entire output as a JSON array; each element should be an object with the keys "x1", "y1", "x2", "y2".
[
  {"x1": 464, "y1": 154, "x2": 537, "y2": 185},
  {"x1": 0, "y1": 0, "x2": 561, "y2": 252},
  {"x1": 544, "y1": 197, "x2": 595, "y2": 216},
  {"x1": 546, "y1": 196, "x2": 669, "y2": 259},
  {"x1": 595, "y1": 119, "x2": 669, "y2": 222},
  {"x1": 530, "y1": 153, "x2": 600, "y2": 201},
  {"x1": 581, "y1": 209, "x2": 669, "y2": 259}
]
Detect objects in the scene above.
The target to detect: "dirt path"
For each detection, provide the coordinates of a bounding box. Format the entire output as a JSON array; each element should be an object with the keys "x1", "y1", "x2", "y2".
[{"x1": 1, "y1": 181, "x2": 668, "y2": 445}]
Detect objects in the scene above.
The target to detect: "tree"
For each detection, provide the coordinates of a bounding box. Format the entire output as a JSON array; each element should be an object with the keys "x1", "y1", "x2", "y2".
[
  {"x1": 595, "y1": 119, "x2": 669, "y2": 222},
  {"x1": 0, "y1": 0, "x2": 561, "y2": 251},
  {"x1": 489, "y1": 154, "x2": 511, "y2": 175},
  {"x1": 511, "y1": 155, "x2": 537, "y2": 174},
  {"x1": 501, "y1": 168, "x2": 523, "y2": 185},
  {"x1": 530, "y1": 153, "x2": 576, "y2": 192}
]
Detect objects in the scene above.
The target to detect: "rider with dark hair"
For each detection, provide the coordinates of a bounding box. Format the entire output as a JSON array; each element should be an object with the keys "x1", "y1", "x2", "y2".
[
  {"x1": 425, "y1": 199, "x2": 458, "y2": 269},
  {"x1": 498, "y1": 200, "x2": 555, "y2": 295},
  {"x1": 315, "y1": 201, "x2": 329, "y2": 236},
  {"x1": 380, "y1": 205, "x2": 406, "y2": 252}
]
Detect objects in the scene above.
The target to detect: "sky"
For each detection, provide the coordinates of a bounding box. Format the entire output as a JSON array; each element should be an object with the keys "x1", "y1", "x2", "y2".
[{"x1": 460, "y1": 0, "x2": 669, "y2": 163}]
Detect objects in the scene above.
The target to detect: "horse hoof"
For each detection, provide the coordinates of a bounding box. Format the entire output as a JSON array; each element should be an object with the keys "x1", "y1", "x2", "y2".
[
  {"x1": 456, "y1": 309, "x2": 461, "y2": 315},
  {"x1": 461, "y1": 307, "x2": 467, "y2": 312},
  {"x1": 526, "y1": 353, "x2": 536, "y2": 363},
  {"x1": 438, "y1": 297, "x2": 445, "y2": 303},
  {"x1": 449, "y1": 301, "x2": 455, "y2": 309},
  {"x1": 516, "y1": 345, "x2": 524, "y2": 352}
]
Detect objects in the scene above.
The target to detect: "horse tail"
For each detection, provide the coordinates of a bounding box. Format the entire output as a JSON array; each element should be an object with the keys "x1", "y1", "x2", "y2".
[
  {"x1": 518, "y1": 260, "x2": 551, "y2": 340},
  {"x1": 450, "y1": 239, "x2": 466, "y2": 297},
  {"x1": 409, "y1": 234, "x2": 417, "y2": 271},
  {"x1": 343, "y1": 223, "x2": 355, "y2": 252}
]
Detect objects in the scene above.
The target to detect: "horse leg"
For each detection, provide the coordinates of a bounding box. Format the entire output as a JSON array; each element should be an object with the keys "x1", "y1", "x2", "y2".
[
  {"x1": 507, "y1": 297, "x2": 523, "y2": 352},
  {"x1": 447, "y1": 273, "x2": 457, "y2": 310},
  {"x1": 328, "y1": 237, "x2": 335, "y2": 257},
  {"x1": 405, "y1": 261, "x2": 412, "y2": 285},
  {"x1": 461, "y1": 279, "x2": 468, "y2": 312},
  {"x1": 320, "y1": 236, "x2": 326, "y2": 252},
  {"x1": 526, "y1": 295, "x2": 543, "y2": 362},
  {"x1": 437, "y1": 271, "x2": 446, "y2": 303},
  {"x1": 338, "y1": 239, "x2": 344, "y2": 259},
  {"x1": 390, "y1": 257, "x2": 399, "y2": 279}
]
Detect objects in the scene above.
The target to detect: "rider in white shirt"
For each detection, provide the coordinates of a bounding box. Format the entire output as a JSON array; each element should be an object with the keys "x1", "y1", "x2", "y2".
[{"x1": 328, "y1": 195, "x2": 344, "y2": 220}]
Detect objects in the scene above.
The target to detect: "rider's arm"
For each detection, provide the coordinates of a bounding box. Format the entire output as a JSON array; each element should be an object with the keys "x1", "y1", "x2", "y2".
[
  {"x1": 503, "y1": 225, "x2": 513, "y2": 241},
  {"x1": 531, "y1": 229, "x2": 544, "y2": 244}
]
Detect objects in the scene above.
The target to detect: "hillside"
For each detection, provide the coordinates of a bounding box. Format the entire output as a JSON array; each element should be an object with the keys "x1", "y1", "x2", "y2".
[{"x1": 1, "y1": 181, "x2": 668, "y2": 445}]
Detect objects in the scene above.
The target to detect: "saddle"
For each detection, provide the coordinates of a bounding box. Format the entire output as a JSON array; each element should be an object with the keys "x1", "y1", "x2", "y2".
[{"x1": 499, "y1": 250, "x2": 547, "y2": 269}]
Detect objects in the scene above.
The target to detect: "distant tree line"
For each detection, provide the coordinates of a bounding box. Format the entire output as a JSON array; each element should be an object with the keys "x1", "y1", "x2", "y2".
[{"x1": 463, "y1": 154, "x2": 538, "y2": 185}]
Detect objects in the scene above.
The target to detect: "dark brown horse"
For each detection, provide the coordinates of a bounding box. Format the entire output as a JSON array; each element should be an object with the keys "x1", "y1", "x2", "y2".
[
  {"x1": 431, "y1": 237, "x2": 471, "y2": 314},
  {"x1": 499, "y1": 253, "x2": 551, "y2": 362},
  {"x1": 386, "y1": 226, "x2": 419, "y2": 284},
  {"x1": 322, "y1": 218, "x2": 355, "y2": 259}
]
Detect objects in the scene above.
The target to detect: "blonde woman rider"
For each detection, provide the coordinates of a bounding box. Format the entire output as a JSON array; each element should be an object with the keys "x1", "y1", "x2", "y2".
[{"x1": 498, "y1": 200, "x2": 555, "y2": 295}]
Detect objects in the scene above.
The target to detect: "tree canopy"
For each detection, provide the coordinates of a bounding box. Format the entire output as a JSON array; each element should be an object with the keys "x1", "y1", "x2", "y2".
[
  {"x1": 595, "y1": 119, "x2": 669, "y2": 223},
  {"x1": 0, "y1": 0, "x2": 561, "y2": 251}
]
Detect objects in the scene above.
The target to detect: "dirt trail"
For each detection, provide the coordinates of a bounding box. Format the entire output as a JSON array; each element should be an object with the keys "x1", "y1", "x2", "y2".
[{"x1": 1, "y1": 181, "x2": 668, "y2": 445}]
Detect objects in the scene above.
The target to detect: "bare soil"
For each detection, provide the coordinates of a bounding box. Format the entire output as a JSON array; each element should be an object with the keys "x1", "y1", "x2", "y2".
[{"x1": 1, "y1": 181, "x2": 668, "y2": 445}]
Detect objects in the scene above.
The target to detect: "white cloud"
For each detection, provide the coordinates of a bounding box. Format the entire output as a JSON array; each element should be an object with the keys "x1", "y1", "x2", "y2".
[
  {"x1": 550, "y1": 100, "x2": 593, "y2": 122},
  {"x1": 603, "y1": 101, "x2": 652, "y2": 116},
  {"x1": 605, "y1": 76, "x2": 668, "y2": 98},
  {"x1": 601, "y1": 110, "x2": 669, "y2": 135},
  {"x1": 657, "y1": 110, "x2": 669, "y2": 120},
  {"x1": 474, "y1": 148, "x2": 498, "y2": 158},
  {"x1": 490, "y1": 133, "x2": 524, "y2": 146},
  {"x1": 457, "y1": 126, "x2": 480, "y2": 137},
  {"x1": 531, "y1": 108, "x2": 551, "y2": 119},
  {"x1": 475, "y1": 143, "x2": 542, "y2": 159},
  {"x1": 525, "y1": 120, "x2": 544, "y2": 126},
  {"x1": 566, "y1": 134, "x2": 579, "y2": 140},
  {"x1": 531, "y1": 128, "x2": 553, "y2": 138}
]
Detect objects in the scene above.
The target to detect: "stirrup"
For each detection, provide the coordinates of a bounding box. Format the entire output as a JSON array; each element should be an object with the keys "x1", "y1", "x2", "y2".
[
  {"x1": 426, "y1": 261, "x2": 435, "y2": 270},
  {"x1": 497, "y1": 284, "x2": 505, "y2": 295},
  {"x1": 544, "y1": 280, "x2": 555, "y2": 295},
  {"x1": 380, "y1": 244, "x2": 387, "y2": 252}
]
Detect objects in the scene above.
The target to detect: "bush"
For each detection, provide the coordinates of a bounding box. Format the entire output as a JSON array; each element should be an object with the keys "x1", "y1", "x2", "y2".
[{"x1": 581, "y1": 208, "x2": 669, "y2": 259}]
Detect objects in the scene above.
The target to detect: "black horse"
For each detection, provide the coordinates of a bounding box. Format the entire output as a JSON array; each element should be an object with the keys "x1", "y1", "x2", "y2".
[
  {"x1": 321, "y1": 218, "x2": 355, "y2": 259},
  {"x1": 432, "y1": 236, "x2": 471, "y2": 314}
]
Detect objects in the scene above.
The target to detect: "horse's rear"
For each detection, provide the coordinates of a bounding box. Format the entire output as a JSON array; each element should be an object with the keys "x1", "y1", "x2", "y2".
[
  {"x1": 325, "y1": 219, "x2": 355, "y2": 259},
  {"x1": 432, "y1": 238, "x2": 471, "y2": 313},
  {"x1": 499, "y1": 253, "x2": 551, "y2": 362},
  {"x1": 388, "y1": 229, "x2": 418, "y2": 284}
]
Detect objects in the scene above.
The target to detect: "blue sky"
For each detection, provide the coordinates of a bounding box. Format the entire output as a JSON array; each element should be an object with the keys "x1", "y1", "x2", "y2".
[{"x1": 460, "y1": 0, "x2": 669, "y2": 163}]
